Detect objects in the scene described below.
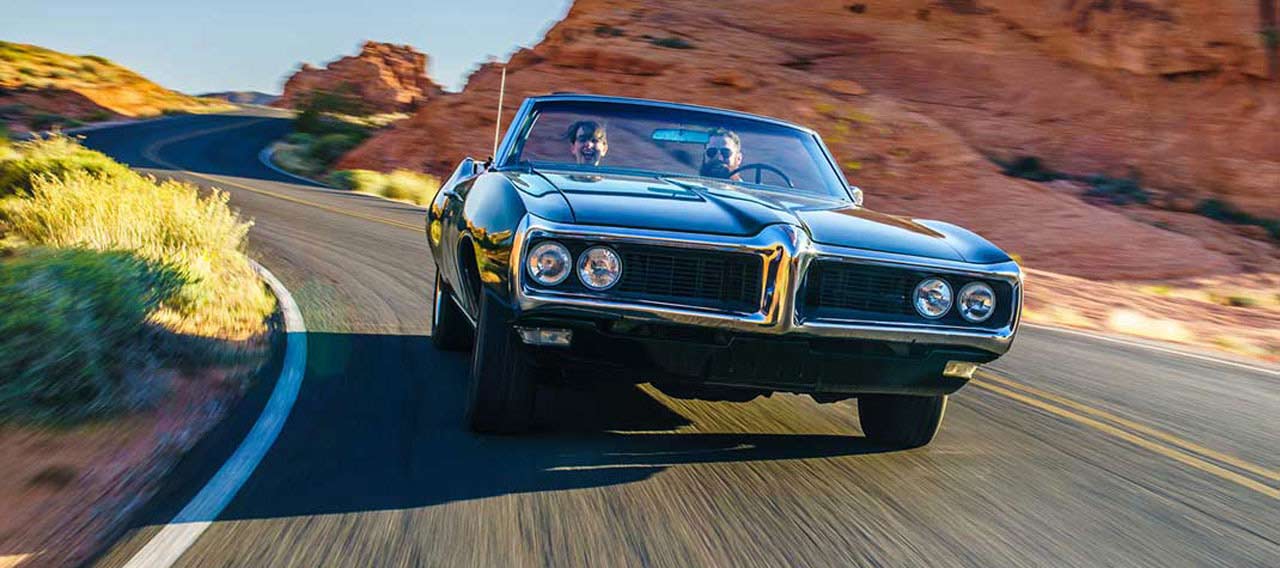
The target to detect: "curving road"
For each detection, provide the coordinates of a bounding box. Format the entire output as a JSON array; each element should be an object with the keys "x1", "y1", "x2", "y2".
[{"x1": 78, "y1": 110, "x2": 1278, "y2": 567}]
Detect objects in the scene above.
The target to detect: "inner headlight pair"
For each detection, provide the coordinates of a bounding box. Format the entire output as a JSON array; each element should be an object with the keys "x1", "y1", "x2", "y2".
[
  {"x1": 913, "y1": 278, "x2": 995, "y2": 323},
  {"x1": 526, "y1": 241, "x2": 622, "y2": 290}
]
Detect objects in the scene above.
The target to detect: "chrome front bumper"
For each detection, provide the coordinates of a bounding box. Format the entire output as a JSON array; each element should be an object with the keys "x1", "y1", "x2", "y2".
[{"x1": 509, "y1": 216, "x2": 1023, "y2": 355}]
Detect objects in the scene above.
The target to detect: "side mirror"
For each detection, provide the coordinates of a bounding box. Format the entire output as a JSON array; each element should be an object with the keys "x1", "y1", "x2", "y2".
[
  {"x1": 850, "y1": 186, "x2": 864, "y2": 207},
  {"x1": 442, "y1": 157, "x2": 484, "y2": 193}
]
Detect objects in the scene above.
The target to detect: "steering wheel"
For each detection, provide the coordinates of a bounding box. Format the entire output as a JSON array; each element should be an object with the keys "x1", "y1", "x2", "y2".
[{"x1": 729, "y1": 163, "x2": 793, "y2": 188}]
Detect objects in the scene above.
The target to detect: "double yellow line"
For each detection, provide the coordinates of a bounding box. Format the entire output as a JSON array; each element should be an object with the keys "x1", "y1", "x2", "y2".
[
  {"x1": 140, "y1": 118, "x2": 423, "y2": 233},
  {"x1": 146, "y1": 117, "x2": 1278, "y2": 500},
  {"x1": 971, "y1": 370, "x2": 1279, "y2": 499}
]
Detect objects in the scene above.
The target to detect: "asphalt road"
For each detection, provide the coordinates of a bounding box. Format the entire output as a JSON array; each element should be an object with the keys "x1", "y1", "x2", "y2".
[{"x1": 77, "y1": 110, "x2": 1278, "y2": 567}]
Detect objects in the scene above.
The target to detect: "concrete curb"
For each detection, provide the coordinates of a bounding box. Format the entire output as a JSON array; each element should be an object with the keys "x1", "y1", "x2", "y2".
[
  {"x1": 121, "y1": 258, "x2": 308, "y2": 568},
  {"x1": 257, "y1": 143, "x2": 429, "y2": 212}
]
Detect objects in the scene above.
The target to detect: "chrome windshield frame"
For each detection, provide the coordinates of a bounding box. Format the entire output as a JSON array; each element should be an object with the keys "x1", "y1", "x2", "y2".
[
  {"x1": 510, "y1": 216, "x2": 1023, "y2": 355},
  {"x1": 494, "y1": 94, "x2": 857, "y2": 203}
]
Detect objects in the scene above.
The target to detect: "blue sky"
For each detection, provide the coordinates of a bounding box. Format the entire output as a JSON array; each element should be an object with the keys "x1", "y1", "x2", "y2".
[{"x1": 2, "y1": 0, "x2": 571, "y2": 94}]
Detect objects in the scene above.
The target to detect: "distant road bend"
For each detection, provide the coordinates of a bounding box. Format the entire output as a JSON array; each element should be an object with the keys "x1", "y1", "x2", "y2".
[{"x1": 80, "y1": 110, "x2": 1279, "y2": 567}]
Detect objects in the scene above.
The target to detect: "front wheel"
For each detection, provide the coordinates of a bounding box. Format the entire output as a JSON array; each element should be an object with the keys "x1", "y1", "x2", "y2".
[
  {"x1": 465, "y1": 292, "x2": 536, "y2": 434},
  {"x1": 858, "y1": 394, "x2": 948, "y2": 449},
  {"x1": 431, "y1": 272, "x2": 473, "y2": 351}
]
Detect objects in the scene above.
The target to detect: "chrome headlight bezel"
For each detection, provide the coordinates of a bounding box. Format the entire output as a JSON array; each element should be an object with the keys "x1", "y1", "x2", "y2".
[
  {"x1": 526, "y1": 240, "x2": 572, "y2": 286},
  {"x1": 576, "y1": 245, "x2": 623, "y2": 291},
  {"x1": 957, "y1": 281, "x2": 996, "y2": 323},
  {"x1": 913, "y1": 277, "x2": 954, "y2": 320}
]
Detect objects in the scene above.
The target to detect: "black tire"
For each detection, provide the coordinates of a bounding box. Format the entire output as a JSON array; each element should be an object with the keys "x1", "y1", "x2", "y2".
[
  {"x1": 431, "y1": 272, "x2": 473, "y2": 351},
  {"x1": 466, "y1": 291, "x2": 536, "y2": 434},
  {"x1": 858, "y1": 394, "x2": 948, "y2": 449}
]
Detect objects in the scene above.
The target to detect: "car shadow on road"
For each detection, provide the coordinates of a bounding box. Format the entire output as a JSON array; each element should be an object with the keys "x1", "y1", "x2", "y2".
[{"x1": 131, "y1": 331, "x2": 888, "y2": 526}]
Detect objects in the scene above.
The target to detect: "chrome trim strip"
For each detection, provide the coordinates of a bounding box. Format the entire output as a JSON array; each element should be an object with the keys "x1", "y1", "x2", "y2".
[{"x1": 512, "y1": 217, "x2": 1023, "y2": 354}]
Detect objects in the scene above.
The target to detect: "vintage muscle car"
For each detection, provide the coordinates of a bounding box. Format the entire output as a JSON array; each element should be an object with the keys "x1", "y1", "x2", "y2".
[{"x1": 427, "y1": 94, "x2": 1021, "y2": 447}]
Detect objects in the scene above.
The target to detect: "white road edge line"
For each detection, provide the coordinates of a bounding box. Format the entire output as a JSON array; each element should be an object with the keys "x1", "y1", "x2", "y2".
[
  {"x1": 256, "y1": 144, "x2": 334, "y2": 187},
  {"x1": 256, "y1": 144, "x2": 428, "y2": 212},
  {"x1": 123, "y1": 259, "x2": 307, "y2": 568},
  {"x1": 1023, "y1": 323, "x2": 1278, "y2": 377}
]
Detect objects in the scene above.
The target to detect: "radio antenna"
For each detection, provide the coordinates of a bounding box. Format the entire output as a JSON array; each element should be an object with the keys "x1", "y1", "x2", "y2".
[{"x1": 492, "y1": 65, "x2": 506, "y2": 160}]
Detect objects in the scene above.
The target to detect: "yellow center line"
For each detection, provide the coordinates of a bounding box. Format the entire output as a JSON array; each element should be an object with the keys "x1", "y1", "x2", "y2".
[
  {"x1": 975, "y1": 370, "x2": 1280, "y2": 482},
  {"x1": 143, "y1": 117, "x2": 1278, "y2": 500},
  {"x1": 971, "y1": 373, "x2": 1278, "y2": 499},
  {"x1": 140, "y1": 119, "x2": 424, "y2": 233}
]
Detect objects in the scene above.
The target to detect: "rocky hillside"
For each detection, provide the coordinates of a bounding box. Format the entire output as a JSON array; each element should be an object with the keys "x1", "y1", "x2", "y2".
[
  {"x1": 274, "y1": 41, "x2": 443, "y2": 113},
  {"x1": 0, "y1": 41, "x2": 230, "y2": 131},
  {"x1": 331, "y1": 0, "x2": 1277, "y2": 283}
]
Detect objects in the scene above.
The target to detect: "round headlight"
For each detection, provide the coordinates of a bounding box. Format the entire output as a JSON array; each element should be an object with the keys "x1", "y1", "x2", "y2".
[
  {"x1": 957, "y1": 282, "x2": 996, "y2": 323},
  {"x1": 526, "y1": 241, "x2": 571, "y2": 286},
  {"x1": 913, "y1": 277, "x2": 953, "y2": 319},
  {"x1": 577, "y1": 246, "x2": 622, "y2": 290}
]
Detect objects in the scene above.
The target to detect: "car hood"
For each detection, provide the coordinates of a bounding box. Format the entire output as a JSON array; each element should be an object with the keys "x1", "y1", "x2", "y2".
[{"x1": 524, "y1": 170, "x2": 1000, "y2": 263}]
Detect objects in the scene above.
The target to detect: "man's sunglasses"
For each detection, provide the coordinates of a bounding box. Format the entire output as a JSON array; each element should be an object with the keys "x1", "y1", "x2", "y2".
[{"x1": 705, "y1": 147, "x2": 734, "y2": 159}]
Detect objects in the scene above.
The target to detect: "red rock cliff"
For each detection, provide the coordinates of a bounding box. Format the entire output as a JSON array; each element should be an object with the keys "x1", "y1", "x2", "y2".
[
  {"x1": 275, "y1": 41, "x2": 443, "y2": 113},
  {"x1": 336, "y1": 0, "x2": 1278, "y2": 280}
]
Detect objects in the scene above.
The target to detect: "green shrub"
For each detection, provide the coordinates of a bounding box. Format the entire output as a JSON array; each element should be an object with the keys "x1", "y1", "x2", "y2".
[
  {"x1": 649, "y1": 36, "x2": 695, "y2": 49},
  {"x1": 0, "y1": 247, "x2": 186, "y2": 421},
  {"x1": 1084, "y1": 174, "x2": 1149, "y2": 205},
  {"x1": 307, "y1": 133, "x2": 363, "y2": 165},
  {"x1": 0, "y1": 135, "x2": 132, "y2": 196},
  {"x1": 1196, "y1": 198, "x2": 1280, "y2": 240},
  {"x1": 595, "y1": 24, "x2": 626, "y2": 37},
  {"x1": 284, "y1": 132, "x2": 315, "y2": 145},
  {"x1": 327, "y1": 169, "x2": 387, "y2": 193},
  {"x1": 30, "y1": 112, "x2": 82, "y2": 131},
  {"x1": 998, "y1": 156, "x2": 1067, "y2": 182},
  {"x1": 328, "y1": 168, "x2": 441, "y2": 205},
  {"x1": 383, "y1": 170, "x2": 441, "y2": 205},
  {"x1": 1, "y1": 167, "x2": 274, "y2": 336},
  {"x1": 301, "y1": 88, "x2": 368, "y2": 116},
  {"x1": 1197, "y1": 198, "x2": 1253, "y2": 224}
]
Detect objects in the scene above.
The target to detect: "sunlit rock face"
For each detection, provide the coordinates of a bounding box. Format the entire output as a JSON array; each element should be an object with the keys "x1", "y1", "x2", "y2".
[
  {"x1": 334, "y1": 0, "x2": 1276, "y2": 280},
  {"x1": 275, "y1": 41, "x2": 443, "y2": 113}
]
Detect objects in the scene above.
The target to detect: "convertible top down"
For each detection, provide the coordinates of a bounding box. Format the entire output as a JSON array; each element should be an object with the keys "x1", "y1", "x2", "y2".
[{"x1": 427, "y1": 94, "x2": 1022, "y2": 447}]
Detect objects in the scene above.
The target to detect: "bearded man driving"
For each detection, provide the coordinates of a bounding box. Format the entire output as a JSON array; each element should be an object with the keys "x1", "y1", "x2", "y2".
[{"x1": 700, "y1": 127, "x2": 742, "y2": 180}]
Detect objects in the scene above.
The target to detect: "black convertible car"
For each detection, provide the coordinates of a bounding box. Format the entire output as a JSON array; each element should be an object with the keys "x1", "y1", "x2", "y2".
[{"x1": 427, "y1": 94, "x2": 1021, "y2": 447}]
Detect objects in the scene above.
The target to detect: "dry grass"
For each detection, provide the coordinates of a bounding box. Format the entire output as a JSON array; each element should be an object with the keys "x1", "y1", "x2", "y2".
[
  {"x1": 0, "y1": 41, "x2": 230, "y2": 116},
  {"x1": 0, "y1": 137, "x2": 274, "y2": 420},
  {"x1": 0, "y1": 134, "x2": 131, "y2": 195},
  {"x1": 2, "y1": 169, "x2": 273, "y2": 339},
  {"x1": 327, "y1": 168, "x2": 441, "y2": 206}
]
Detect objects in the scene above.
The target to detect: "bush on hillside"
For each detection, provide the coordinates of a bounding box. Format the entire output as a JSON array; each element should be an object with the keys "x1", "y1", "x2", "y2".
[
  {"x1": 0, "y1": 247, "x2": 185, "y2": 421},
  {"x1": 328, "y1": 168, "x2": 441, "y2": 206},
  {"x1": 1, "y1": 169, "x2": 274, "y2": 337},
  {"x1": 307, "y1": 132, "x2": 364, "y2": 166},
  {"x1": 0, "y1": 134, "x2": 131, "y2": 195},
  {"x1": 327, "y1": 169, "x2": 387, "y2": 193}
]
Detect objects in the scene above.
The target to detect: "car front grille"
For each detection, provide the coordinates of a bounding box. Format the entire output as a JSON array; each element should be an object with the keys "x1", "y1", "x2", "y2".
[
  {"x1": 801, "y1": 260, "x2": 1014, "y2": 328},
  {"x1": 613, "y1": 244, "x2": 763, "y2": 312},
  {"x1": 527, "y1": 238, "x2": 765, "y2": 313},
  {"x1": 804, "y1": 261, "x2": 916, "y2": 316}
]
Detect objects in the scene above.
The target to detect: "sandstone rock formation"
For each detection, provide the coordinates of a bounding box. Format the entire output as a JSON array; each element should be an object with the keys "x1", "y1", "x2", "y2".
[
  {"x1": 337, "y1": 0, "x2": 1278, "y2": 282},
  {"x1": 275, "y1": 41, "x2": 443, "y2": 113}
]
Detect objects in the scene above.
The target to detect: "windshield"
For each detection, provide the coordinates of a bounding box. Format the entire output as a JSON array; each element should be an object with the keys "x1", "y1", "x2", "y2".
[{"x1": 502, "y1": 100, "x2": 850, "y2": 200}]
